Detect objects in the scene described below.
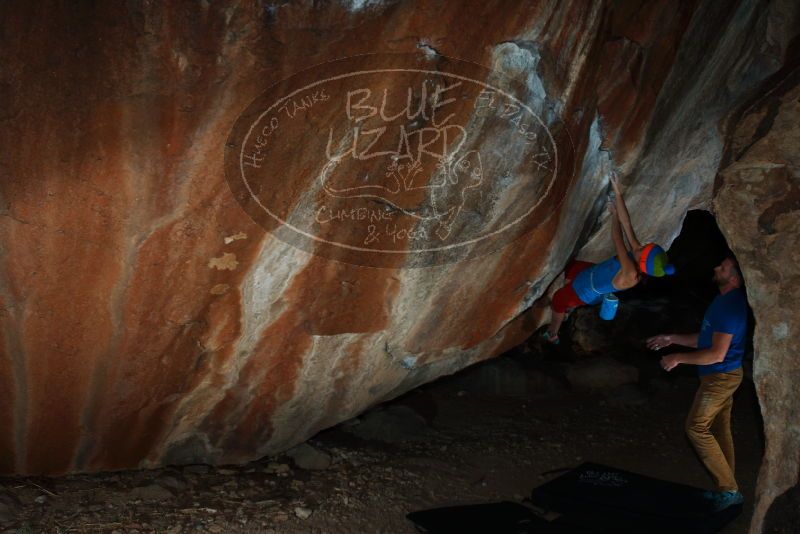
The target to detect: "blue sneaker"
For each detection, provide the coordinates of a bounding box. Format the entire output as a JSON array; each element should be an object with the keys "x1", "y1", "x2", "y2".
[{"x1": 706, "y1": 490, "x2": 744, "y2": 511}]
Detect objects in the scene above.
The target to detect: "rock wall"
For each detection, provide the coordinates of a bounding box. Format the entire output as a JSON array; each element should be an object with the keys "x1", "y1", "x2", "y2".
[
  {"x1": 0, "y1": 2, "x2": 797, "y2": 523},
  {"x1": 714, "y1": 45, "x2": 800, "y2": 533}
]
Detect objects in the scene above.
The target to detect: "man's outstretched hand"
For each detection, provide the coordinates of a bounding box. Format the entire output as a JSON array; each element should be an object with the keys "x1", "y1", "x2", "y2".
[
  {"x1": 660, "y1": 354, "x2": 682, "y2": 372},
  {"x1": 649, "y1": 334, "x2": 680, "y2": 371},
  {"x1": 646, "y1": 334, "x2": 673, "y2": 351}
]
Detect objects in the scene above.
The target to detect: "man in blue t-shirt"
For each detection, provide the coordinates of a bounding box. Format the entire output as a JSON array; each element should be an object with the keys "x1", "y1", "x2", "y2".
[{"x1": 646, "y1": 255, "x2": 748, "y2": 512}]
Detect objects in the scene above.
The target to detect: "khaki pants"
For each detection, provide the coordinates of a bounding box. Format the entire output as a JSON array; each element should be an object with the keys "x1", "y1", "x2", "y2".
[{"x1": 685, "y1": 367, "x2": 743, "y2": 492}]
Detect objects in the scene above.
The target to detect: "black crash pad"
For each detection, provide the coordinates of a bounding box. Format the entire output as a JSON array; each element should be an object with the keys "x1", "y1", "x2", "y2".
[
  {"x1": 406, "y1": 463, "x2": 741, "y2": 534},
  {"x1": 529, "y1": 462, "x2": 742, "y2": 533},
  {"x1": 406, "y1": 500, "x2": 574, "y2": 533}
]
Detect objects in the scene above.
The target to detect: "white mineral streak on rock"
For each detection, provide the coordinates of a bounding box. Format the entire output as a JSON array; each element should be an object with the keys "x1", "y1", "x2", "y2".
[
  {"x1": 391, "y1": 252, "x2": 508, "y2": 356},
  {"x1": 492, "y1": 42, "x2": 548, "y2": 113},
  {"x1": 235, "y1": 239, "x2": 310, "y2": 339},
  {"x1": 383, "y1": 263, "x2": 447, "y2": 355},
  {"x1": 219, "y1": 235, "x2": 310, "y2": 397},
  {"x1": 263, "y1": 332, "x2": 390, "y2": 454},
  {"x1": 481, "y1": 42, "x2": 553, "y2": 234},
  {"x1": 153, "y1": 235, "x2": 313, "y2": 463}
]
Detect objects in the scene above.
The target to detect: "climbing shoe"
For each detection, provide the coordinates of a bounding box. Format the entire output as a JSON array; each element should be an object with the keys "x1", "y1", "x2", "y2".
[
  {"x1": 704, "y1": 490, "x2": 744, "y2": 512},
  {"x1": 541, "y1": 331, "x2": 560, "y2": 345}
]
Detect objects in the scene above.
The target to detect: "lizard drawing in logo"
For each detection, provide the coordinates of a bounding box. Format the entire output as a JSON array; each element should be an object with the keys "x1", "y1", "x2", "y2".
[{"x1": 318, "y1": 137, "x2": 484, "y2": 242}]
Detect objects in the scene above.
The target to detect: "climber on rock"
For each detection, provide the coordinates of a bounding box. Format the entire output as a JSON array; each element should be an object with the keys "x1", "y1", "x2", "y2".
[{"x1": 542, "y1": 171, "x2": 675, "y2": 345}]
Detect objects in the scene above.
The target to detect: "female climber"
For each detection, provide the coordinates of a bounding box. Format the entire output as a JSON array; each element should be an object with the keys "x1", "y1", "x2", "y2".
[{"x1": 542, "y1": 172, "x2": 675, "y2": 344}]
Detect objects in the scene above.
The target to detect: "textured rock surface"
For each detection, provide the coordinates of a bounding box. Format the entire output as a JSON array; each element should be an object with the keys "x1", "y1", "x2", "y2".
[
  {"x1": 714, "y1": 53, "x2": 800, "y2": 534},
  {"x1": 0, "y1": 2, "x2": 797, "y2": 525}
]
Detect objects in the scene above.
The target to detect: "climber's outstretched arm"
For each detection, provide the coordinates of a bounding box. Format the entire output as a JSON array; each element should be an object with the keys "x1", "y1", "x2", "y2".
[
  {"x1": 610, "y1": 172, "x2": 642, "y2": 251},
  {"x1": 609, "y1": 201, "x2": 639, "y2": 286}
]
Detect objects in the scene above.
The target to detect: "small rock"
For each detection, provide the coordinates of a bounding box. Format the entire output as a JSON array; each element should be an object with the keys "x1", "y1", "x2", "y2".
[
  {"x1": 286, "y1": 443, "x2": 332, "y2": 471},
  {"x1": 34, "y1": 496, "x2": 47, "y2": 504},
  {"x1": 294, "y1": 506, "x2": 313, "y2": 519}
]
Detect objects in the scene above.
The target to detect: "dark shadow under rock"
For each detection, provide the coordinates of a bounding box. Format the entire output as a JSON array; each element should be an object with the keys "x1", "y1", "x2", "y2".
[{"x1": 343, "y1": 405, "x2": 435, "y2": 444}]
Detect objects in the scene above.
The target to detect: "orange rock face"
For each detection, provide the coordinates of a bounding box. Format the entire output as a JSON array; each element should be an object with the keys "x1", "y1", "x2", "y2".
[{"x1": 0, "y1": 9, "x2": 796, "y2": 528}]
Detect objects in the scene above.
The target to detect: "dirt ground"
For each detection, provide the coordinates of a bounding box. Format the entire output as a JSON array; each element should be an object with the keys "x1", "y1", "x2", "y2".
[{"x1": 0, "y1": 339, "x2": 763, "y2": 534}]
